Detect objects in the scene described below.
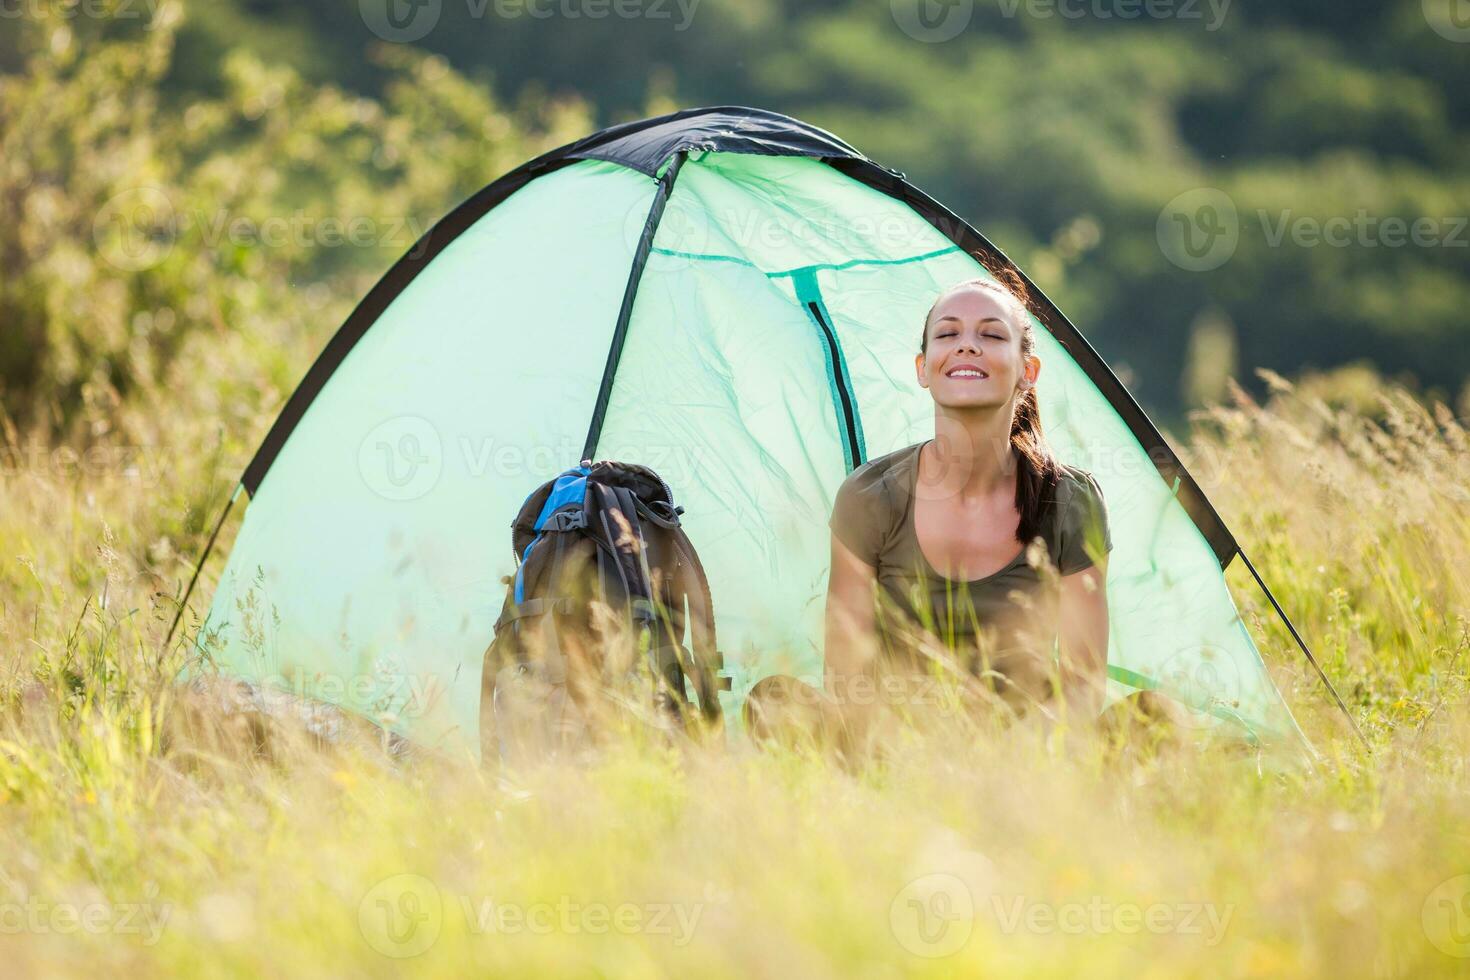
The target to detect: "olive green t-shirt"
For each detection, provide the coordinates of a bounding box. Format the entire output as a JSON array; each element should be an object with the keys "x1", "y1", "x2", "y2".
[{"x1": 828, "y1": 440, "x2": 1112, "y2": 697}]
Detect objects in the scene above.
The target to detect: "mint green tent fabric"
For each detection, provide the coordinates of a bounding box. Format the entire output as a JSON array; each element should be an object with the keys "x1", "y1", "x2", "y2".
[
  {"x1": 201, "y1": 160, "x2": 656, "y2": 750},
  {"x1": 200, "y1": 146, "x2": 1306, "y2": 758}
]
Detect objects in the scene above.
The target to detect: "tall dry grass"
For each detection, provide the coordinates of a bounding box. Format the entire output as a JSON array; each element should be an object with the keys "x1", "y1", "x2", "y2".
[{"x1": 0, "y1": 369, "x2": 1468, "y2": 977}]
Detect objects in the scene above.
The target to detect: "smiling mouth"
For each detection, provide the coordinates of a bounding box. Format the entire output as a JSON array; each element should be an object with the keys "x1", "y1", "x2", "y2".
[{"x1": 945, "y1": 367, "x2": 988, "y2": 379}]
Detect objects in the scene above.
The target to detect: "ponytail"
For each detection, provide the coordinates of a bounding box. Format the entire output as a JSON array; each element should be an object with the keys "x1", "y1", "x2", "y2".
[{"x1": 1011, "y1": 380, "x2": 1059, "y2": 544}]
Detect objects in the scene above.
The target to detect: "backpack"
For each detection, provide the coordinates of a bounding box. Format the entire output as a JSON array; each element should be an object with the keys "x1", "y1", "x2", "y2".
[{"x1": 482, "y1": 460, "x2": 729, "y2": 763}]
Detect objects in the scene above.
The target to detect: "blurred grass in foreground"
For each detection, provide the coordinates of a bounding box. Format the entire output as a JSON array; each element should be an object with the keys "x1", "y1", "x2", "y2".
[{"x1": 0, "y1": 369, "x2": 1467, "y2": 977}]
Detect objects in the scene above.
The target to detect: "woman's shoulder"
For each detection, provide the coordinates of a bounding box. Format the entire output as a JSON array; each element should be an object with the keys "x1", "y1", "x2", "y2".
[
  {"x1": 1045, "y1": 462, "x2": 1109, "y2": 533},
  {"x1": 838, "y1": 441, "x2": 923, "y2": 493},
  {"x1": 1052, "y1": 461, "x2": 1106, "y2": 502},
  {"x1": 1048, "y1": 462, "x2": 1112, "y2": 570},
  {"x1": 831, "y1": 441, "x2": 923, "y2": 523},
  {"x1": 829, "y1": 442, "x2": 923, "y2": 560}
]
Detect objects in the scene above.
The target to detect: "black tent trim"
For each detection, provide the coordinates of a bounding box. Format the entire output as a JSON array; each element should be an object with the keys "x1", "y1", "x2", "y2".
[
  {"x1": 558, "y1": 105, "x2": 867, "y2": 178},
  {"x1": 177, "y1": 105, "x2": 1364, "y2": 748},
  {"x1": 240, "y1": 154, "x2": 578, "y2": 495},
  {"x1": 241, "y1": 106, "x2": 866, "y2": 497},
  {"x1": 238, "y1": 104, "x2": 1232, "y2": 567}
]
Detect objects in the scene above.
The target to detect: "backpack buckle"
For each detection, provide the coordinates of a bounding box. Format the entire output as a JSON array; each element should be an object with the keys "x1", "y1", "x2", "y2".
[
  {"x1": 630, "y1": 597, "x2": 659, "y2": 625},
  {"x1": 542, "y1": 509, "x2": 587, "y2": 532}
]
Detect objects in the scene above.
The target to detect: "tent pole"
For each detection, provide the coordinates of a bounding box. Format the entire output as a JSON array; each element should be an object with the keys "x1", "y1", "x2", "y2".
[
  {"x1": 583, "y1": 150, "x2": 687, "y2": 461},
  {"x1": 163, "y1": 485, "x2": 241, "y2": 650},
  {"x1": 1237, "y1": 549, "x2": 1370, "y2": 750}
]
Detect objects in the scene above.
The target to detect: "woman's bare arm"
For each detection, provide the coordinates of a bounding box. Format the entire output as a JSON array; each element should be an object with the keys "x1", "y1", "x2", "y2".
[
  {"x1": 824, "y1": 533, "x2": 879, "y2": 720},
  {"x1": 1056, "y1": 561, "x2": 1109, "y2": 721}
]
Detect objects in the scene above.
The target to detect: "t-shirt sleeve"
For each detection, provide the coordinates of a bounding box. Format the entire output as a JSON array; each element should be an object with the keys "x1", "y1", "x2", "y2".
[
  {"x1": 828, "y1": 469, "x2": 889, "y2": 567},
  {"x1": 1057, "y1": 469, "x2": 1113, "y2": 575}
]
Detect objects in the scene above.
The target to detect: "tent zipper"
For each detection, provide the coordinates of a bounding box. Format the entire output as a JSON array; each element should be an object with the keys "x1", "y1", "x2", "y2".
[{"x1": 805, "y1": 300, "x2": 863, "y2": 471}]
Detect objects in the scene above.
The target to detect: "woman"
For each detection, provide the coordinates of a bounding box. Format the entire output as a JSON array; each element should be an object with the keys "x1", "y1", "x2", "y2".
[{"x1": 823, "y1": 273, "x2": 1112, "y2": 737}]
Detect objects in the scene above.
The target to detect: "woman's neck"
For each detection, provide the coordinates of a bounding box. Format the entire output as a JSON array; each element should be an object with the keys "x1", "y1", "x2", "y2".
[{"x1": 920, "y1": 404, "x2": 1016, "y2": 502}]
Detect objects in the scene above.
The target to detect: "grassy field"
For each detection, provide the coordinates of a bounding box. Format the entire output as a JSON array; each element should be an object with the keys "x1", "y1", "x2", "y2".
[{"x1": 0, "y1": 371, "x2": 1468, "y2": 977}]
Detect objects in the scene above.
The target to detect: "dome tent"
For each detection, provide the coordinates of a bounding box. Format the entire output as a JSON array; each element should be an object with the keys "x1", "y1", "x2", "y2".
[{"x1": 183, "y1": 105, "x2": 1342, "y2": 759}]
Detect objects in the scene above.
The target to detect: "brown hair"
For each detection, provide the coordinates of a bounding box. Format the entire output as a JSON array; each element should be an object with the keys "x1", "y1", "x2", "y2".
[{"x1": 920, "y1": 270, "x2": 1061, "y2": 546}]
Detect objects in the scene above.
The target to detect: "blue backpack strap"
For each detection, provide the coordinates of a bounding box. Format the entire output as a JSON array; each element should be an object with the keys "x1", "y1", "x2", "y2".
[
  {"x1": 513, "y1": 464, "x2": 591, "y2": 605},
  {"x1": 533, "y1": 465, "x2": 593, "y2": 530}
]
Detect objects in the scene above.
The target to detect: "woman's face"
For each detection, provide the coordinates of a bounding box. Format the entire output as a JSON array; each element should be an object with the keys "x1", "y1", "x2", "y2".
[{"x1": 915, "y1": 285, "x2": 1040, "y2": 410}]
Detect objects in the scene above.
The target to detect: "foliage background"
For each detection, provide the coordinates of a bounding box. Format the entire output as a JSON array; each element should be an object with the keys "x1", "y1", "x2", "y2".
[
  {"x1": 0, "y1": 2, "x2": 1467, "y2": 975},
  {"x1": 4, "y1": 0, "x2": 1466, "y2": 439}
]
